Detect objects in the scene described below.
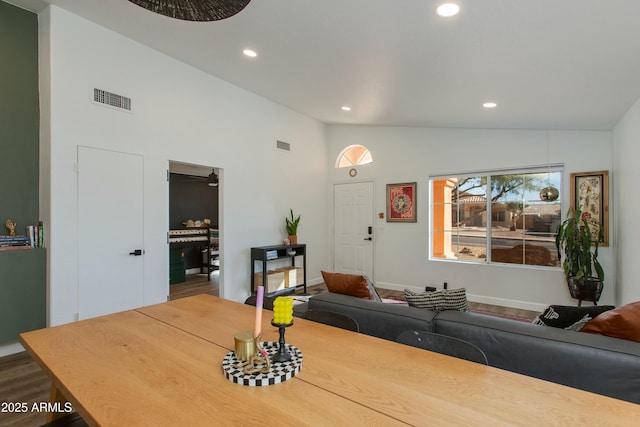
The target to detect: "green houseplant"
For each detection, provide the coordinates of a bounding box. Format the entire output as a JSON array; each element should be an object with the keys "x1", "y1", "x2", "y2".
[
  {"x1": 555, "y1": 208, "x2": 604, "y2": 304},
  {"x1": 285, "y1": 209, "x2": 301, "y2": 245}
]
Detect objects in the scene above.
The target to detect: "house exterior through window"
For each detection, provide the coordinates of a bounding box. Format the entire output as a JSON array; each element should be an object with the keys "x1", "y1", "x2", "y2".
[{"x1": 430, "y1": 167, "x2": 563, "y2": 268}]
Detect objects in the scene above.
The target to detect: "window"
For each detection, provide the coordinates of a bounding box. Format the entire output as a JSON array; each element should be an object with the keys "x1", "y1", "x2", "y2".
[
  {"x1": 336, "y1": 145, "x2": 373, "y2": 168},
  {"x1": 430, "y1": 167, "x2": 562, "y2": 267}
]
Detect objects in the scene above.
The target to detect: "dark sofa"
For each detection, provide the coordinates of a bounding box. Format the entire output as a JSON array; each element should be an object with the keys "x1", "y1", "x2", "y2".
[{"x1": 298, "y1": 292, "x2": 640, "y2": 404}]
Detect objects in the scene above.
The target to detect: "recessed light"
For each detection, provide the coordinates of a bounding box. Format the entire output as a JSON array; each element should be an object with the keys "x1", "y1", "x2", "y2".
[
  {"x1": 341, "y1": 106, "x2": 352, "y2": 111},
  {"x1": 437, "y1": 3, "x2": 460, "y2": 17},
  {"x1": 243, "y1": 49, "x2": 257, "y2": 58},
  {"x1": 483, "y1": 102, "x2": 497, "y2": 108}
]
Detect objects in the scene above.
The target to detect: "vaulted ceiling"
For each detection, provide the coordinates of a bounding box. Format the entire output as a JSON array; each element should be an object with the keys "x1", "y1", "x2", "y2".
[{"x1": 8, "y1": 0, "x2": 640, "y2": 130}]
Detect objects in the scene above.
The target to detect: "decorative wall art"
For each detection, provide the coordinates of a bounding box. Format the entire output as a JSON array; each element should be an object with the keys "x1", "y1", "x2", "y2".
[
  {"x1": 570, "y1": 171, "x2": 608, "y2": 246},
  {"x1": 386, "y1": 182, "x2": 417, "y2": 222}
]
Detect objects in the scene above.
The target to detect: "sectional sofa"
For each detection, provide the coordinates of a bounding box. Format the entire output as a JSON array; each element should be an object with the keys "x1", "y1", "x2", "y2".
[{"x1": 295, "y1": 292, "x2": 640, "y2": 404}]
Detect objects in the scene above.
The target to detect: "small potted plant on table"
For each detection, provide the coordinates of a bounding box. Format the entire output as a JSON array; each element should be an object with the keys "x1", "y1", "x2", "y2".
[{"x1": 285, "y1": 209, "x2": 301, "y2": 245}]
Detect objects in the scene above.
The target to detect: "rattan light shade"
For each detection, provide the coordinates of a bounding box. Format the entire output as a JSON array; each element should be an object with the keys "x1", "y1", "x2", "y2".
[{"x1": 129, "y1": 0, "x2": 252, "y2": 22}]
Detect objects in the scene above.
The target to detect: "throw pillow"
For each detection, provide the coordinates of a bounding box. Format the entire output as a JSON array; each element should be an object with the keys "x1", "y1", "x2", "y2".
[
  {"x1": 321, "y1": 271, "x2": 371, "y2": 299},
  {"x1": 531, "y1": 305, "x2": 615, "y2": 330},
  {"x1": 404, "y1": 288, "x2": 469, "y2": 312},
  {"x1": 580, "y1": 301, "x2": 640, "y2": 342},
  {"x1": 364, "y1": 275, "x2": 382, "y2": 302}
]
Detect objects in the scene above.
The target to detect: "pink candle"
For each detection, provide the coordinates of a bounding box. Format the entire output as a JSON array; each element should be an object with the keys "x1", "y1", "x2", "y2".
[{"x1": 254, "y1": 286, "x2": 264, "y2": 337}]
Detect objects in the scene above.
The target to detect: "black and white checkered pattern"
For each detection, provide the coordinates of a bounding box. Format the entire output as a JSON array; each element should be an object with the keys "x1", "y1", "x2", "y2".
[{"x1": 222, "y1": 341, "x2": 303, "y2": 387}]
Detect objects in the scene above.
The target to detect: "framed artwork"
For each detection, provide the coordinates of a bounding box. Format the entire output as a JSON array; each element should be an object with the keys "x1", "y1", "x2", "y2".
[
  {"x1": 386, "y1": 182, "x2": 417, "y2": 222},
  {"x1": 570, "y1": 170, "x2": 608, "y2": 246}
]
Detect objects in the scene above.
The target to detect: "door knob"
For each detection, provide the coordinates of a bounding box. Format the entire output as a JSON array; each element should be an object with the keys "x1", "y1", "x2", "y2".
[
  {"x1": 129, "y1": 249, "x2": 143, "y2": 256},
  {"x1": 363, "y1": 237, "x2": 372, "y2": 241}
]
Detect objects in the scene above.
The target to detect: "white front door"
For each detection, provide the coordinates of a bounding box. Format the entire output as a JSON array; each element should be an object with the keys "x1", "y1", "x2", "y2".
[
  {"x1": 334, "y1": 182, "x2": 374, "y2": 279},
  {"x1": 78, "y1": 146, "x2": 144, "y2": 319}
]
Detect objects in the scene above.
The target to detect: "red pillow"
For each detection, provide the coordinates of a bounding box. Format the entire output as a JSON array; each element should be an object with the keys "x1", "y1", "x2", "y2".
[
  {"x1": 580, "y1": 301, "x2": 640, "y2": 342},
  {"x1": 321, "y1": 271, "x2": 371, "y2": 299}
]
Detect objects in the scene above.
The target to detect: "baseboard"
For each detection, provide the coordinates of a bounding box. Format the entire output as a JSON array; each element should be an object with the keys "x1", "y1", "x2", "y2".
[
  {"x1": 0, "y1": 341, "x2": 25, "y2": 358},
  {"x1": 375, "y1": 281, "x2": 546, "y2": 313},
  {"x1": 465, "y1": 294, "x2": 546, "y2": 313}
]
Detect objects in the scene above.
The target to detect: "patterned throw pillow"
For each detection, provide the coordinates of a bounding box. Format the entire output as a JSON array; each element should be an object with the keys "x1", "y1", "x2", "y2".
[
  {"x1": 404, "y1": 288, "x2": 469, "y2": 312},
  {"x1": 531, "y1": 305, "x2": 615, "y2": 330}
]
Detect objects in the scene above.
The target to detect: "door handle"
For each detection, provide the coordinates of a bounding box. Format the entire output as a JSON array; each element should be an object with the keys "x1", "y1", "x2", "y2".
[
  {"x1": 129, "y1": 249, "x2": 143, "y2": 256},
  {"x1": 363, "y1": 237, "x2": 372, "y2": 241}
]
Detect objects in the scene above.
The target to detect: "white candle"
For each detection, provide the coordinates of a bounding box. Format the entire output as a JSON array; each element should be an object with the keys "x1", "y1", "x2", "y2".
[{"x1": 254, "y1": 286, "x2": 264, "y2": 337}]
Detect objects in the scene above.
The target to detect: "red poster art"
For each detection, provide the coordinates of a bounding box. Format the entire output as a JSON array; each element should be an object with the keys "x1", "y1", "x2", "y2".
[{"x1": 386, "y1": 183, "x2": 416, "y2": 222}]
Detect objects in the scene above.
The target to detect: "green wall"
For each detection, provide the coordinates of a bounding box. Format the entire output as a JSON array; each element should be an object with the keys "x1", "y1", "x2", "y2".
[
  {"x1": 0, "y1": 1, "x2": 39, "y2": 230},
  {"x1": 0, "y1": 2, "x2": 45, "y2": 344}
]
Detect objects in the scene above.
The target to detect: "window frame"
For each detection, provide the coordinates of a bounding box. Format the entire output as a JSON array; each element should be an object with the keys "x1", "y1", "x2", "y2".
[{"x1": 429, "y1": 165, "x2": 563, "y2": 269}]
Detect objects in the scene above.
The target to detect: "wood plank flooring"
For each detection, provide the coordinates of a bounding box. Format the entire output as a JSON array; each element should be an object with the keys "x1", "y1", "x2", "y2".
[
  {"x1": 0, "y1": 351, "x2": 51, "y2": 427},
  {"x1": 1, "y1": 273, "x2": 538, "y2": 426}
]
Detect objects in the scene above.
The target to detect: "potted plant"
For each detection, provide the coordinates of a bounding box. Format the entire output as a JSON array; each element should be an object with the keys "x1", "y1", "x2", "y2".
[
  {"x1": 285, "y1": 209, "x2": 301, "y2": 245},
  {"x1": 555, "y1": 208, "x2": 604, "y2": 304}
]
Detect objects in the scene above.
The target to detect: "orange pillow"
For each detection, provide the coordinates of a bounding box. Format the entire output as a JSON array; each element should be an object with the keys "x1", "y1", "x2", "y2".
[
  {"x1": 321, "y1": 271, "x2": 371, "y2": 299},
  {"x1": 580, "y1": 301, "x2": 640, "y2": 342}
]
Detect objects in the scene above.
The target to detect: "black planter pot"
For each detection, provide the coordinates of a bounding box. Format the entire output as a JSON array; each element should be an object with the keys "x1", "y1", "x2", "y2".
[{"x1": 567, "y1": 276, "x2": 603, "y2": 306}]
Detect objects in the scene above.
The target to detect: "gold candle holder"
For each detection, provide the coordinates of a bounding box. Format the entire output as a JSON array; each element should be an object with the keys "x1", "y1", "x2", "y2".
[{"x1": 234, "y1": 330, "x2": 256, "y2": 362}]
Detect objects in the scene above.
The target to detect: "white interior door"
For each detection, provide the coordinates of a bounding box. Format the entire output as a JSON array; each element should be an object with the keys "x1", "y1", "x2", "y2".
[
  {"x1": 78, "y1": 146, "x2": 144, "y2": 319},
  {"x1": 334, "y1": 182, "x2": 374, "y2": 278}
]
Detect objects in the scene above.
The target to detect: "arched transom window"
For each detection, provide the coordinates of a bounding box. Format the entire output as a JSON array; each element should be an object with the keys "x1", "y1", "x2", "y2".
[{"x1": 336, "y1": 144, "x2": 373, "y2": 168}]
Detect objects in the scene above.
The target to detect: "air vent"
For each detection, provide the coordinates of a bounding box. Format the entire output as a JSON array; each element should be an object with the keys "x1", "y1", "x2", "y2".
[
  {"x1": 277, "y1": 140, "x2": 290, "y2": 151},
  {"x1": 94, "y1": 88, "x2": 131, "y2": 111}
]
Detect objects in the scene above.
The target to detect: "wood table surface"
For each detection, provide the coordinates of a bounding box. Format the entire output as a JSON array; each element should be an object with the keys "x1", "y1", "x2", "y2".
[
  {"x1": 19, "y1": 302, "x2": 403, "y2": 426},
  {"x1": 137, "y1": 294, "x2": 640, "y2": 427}
]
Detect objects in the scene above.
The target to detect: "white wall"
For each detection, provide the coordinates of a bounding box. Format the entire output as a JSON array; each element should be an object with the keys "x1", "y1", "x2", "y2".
[
  {"x1": 613, "y1": 96, "x2": 640, "y2": 305},
  {"x1": 41, "y1": 7, "x2": 329, "y2": 326},
  {"x1": 327, "y1": 126, "x2": 614, "y2": 311}
]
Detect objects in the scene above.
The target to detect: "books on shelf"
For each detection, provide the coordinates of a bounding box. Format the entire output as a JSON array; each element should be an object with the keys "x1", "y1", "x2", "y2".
[
  {"x1": 0, "y1": 222, "x2": 45, "y2": 250},
  {"x1": 28, "y1": 222, "x2": 45, "y2": 248},
  {"x1": 0, "y1": 235, "x2": 30, "y2": 248}
]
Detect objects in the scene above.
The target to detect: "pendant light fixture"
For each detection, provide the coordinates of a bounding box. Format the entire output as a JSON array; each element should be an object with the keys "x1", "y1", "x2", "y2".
[
  {"x1": 128, "y1": 0, "x2": 252, "y2": 22},
  {"x1": 539, "y1": 130, "x2": 559, "y2": 202}
]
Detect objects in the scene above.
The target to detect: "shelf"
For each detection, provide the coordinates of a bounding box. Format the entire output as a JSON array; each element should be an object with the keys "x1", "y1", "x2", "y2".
[
  {"x1": 250, "y1": 244, "x2": 307, "y2": 296},
  {"x1": 169, "y1": 226, "x2": 219, "y2": 281}
]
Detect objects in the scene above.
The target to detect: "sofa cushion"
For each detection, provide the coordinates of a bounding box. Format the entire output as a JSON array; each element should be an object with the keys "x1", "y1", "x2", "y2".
[
  {"x1": 321, "y1": 271, "x2": 371, "y2": 299},
  {"x1": 581, "y1": 302, "x2": 640, "y2": 342},
  {"x1": 434, "y1": 309, "x2": 640, "y2": 404},
  {"x1": 308, "y1": 292, "x2": 436, "y2": 341},
  {"x1": 404, "y1": 288, "x2": 469, "y2": 312},
  {"x1": 532, "y1": 305, "x2": 615, "y2": 330}
]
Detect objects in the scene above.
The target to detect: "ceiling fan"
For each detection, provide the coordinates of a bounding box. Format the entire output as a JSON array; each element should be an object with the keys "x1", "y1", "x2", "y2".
[{"x1": 128, "y1": 0, "x2": 252, "y2": 22}]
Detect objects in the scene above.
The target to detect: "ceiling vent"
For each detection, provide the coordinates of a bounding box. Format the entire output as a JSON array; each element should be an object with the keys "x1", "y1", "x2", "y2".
[
  {"x1": 277, "y1": 140, "x2": 291, "y2": 151},
  {"x1": 94, "y1": 88, "x2": 132, "y2": 111}
]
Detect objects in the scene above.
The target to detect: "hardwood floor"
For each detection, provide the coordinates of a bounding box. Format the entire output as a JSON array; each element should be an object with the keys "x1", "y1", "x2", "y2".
[
  {"x1": 169, "y1": 271, "x2": 219, "y2": 300},
  {"x1": 0, "y1": 351, "x2": 51, "y2": 427},
  {"x1": 0, "y1": 274, "x2": 538, "y2": 426}
]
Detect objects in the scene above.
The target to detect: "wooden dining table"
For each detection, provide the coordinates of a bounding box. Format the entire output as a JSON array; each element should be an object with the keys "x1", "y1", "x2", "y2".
[{"x1": 20, "y1": 294, "x2": 640, "y2": 426}]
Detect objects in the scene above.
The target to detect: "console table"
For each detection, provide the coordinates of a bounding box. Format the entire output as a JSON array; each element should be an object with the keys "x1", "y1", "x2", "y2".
[{"x1": 251, "y1": 244, "x2": 306, "y2": 295}]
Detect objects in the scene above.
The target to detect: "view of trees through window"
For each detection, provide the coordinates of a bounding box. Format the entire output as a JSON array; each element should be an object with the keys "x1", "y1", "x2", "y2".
[{"x1": 431, "y1": 168, "x2": 562, "y2": 267}]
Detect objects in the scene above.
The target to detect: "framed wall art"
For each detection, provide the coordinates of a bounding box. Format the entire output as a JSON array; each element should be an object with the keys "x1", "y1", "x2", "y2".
[
  {"x1": 570, "y1": 170, "x2": 608, "y2": 246},
  {"x1": 386, "y1": 182, "x2": 417, "y2": 222}
]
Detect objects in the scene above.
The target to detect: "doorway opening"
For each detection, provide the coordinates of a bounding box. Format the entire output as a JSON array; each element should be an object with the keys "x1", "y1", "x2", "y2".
[{"x1": 168, "y1": 161, "x2": 221, "y2": 300}]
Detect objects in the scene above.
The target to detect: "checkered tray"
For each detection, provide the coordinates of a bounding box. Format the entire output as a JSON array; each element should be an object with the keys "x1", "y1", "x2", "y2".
[{"x1": 222, "y1": 342, "x2": 303, "y2": 387}]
